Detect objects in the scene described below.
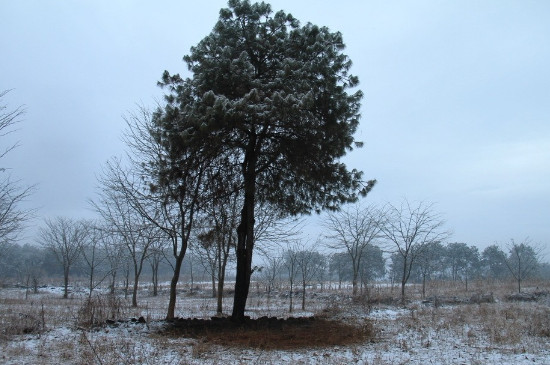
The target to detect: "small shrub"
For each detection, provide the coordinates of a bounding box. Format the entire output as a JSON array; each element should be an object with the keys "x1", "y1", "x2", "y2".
[
  {"x1": 77, "y1": 294, "x2": 126, "y2": 328},
  {"x1": 191, "y1": 339, "x2": 211, "y2": 358},
  {"x1": 1, "y1": 312, "x2": 42, "y2": 337},
  {"x1": 528, "y1": 307, "x2": 550, "y2": 337},
  {"x1": 0, "y1": 303, "x2": 46, "y2": 340}
]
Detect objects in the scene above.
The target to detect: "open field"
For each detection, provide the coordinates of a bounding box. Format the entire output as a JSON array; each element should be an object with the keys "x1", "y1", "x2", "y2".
[{"x1": 1, "y1": 280, "x2": 550, "y2": 364}]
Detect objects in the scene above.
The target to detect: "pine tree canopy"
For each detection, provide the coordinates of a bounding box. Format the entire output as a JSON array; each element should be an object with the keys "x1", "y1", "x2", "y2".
[{"x1": 157, "y1": 0, "x2": 374, "y2": 214}]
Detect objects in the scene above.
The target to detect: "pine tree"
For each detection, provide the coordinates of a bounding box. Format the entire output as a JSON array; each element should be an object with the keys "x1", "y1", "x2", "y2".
[{"x1": 158, "y1": 0, "x2": 374, "y2": 321}]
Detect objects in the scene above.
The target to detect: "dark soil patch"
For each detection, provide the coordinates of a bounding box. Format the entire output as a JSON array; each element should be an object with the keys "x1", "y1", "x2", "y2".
[{"x1": 160, "y1": 316, "x2": 374, "y2": 350}]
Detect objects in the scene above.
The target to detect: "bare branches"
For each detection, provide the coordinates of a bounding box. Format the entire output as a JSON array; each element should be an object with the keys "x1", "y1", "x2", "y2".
[
  {"x1": 503, "y1": 238, "x2": 542, "y2": 293},
  {"x1": 322, "y1": 202, "x2": 384, "y2": 296},
  {"x1": 254, "y1": 203, "x2": 304, "y2": 255},
  {"x1": 38, "y1": 217, "x2": 88, "y2": 299},
  {"x1": 381, "y1": 199, "x2": 450, "y2": 301},
  {"x1": 0, "y1": 176, "x2": 34, "y2": 250},
  {"x1": 91, "y1": 159, "x2": 161, "y2": 307},
  {"x1": 92, "y1": 105, "x2": 216, "y2": 319},
  {"x1": 283, "y1": 240, "x2": 325, "y2": 312},
  {"x1": 0, "y1": 90, "x2": 34, "y2": 257},
  {"x1": 382, "y1": 200, "x2": 449, "y2": 256},
  {"x1": 0, "y1": 89, "x2": 24, "y2": 160}
]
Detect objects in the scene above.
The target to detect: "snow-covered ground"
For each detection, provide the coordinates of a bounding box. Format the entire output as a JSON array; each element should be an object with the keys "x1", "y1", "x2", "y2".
[{"x1": 1, "y1": 284, "x2": 549, "y2": 364}]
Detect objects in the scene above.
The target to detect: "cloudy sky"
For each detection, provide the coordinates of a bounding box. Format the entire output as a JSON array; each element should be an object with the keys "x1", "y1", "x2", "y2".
[{"x1": 1, "y1": 1, "x2": 549, "y2": 253}]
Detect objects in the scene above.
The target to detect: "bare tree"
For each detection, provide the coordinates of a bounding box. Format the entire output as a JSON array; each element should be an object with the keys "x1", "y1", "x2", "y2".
[
  {"x1": 323, "y1": 203, "x2": 384, "y2": 296},
  {"x1": 194, "y1": 195, "x2": 300, "y2": 315},
  {"x1": 0, "y1": 90, "x2": 34, "y2": 260},
  {"x1": 117, "y1": 107, "x2": 215, "y2": 319},
  {"x1": 283, "y1": 242, "x2": 301, "y2": 313},
  {"x1": 259, "y1": 253, "x2": 284, "y2": 300},
  {"x1": 97, "y1": 224, "x2": 127, "y2": 294},
  {"x1": 194, "y1": 229, "x2": 220, "y2": 299},
  {"x1": 192, "y1": 170, "x2": 240, "y2": 315},
  {"x1": 283, "y1": 241, "x2": 326, "y2": 312},
  {"x1": 381, "y1": 199, "x2": 449, "y2": 302},
  {"x1": 295, "y1": 245, "x2": 325, "y2": 310},
  {"x1": 147, "y1": 241, "x2": 165, "y2": 297},
  {"x1": 38, "y1": 217, "x2": 88, "y2": 299},
  {"x1": 415, "y1": 241, "x2": 445, "y2": 299},
  {"x1": 14, "y1": 244, "x2": 44, "y2": 299},
  {"x1": 79, "y1": 222, "x2": 112, "y2": 298},
  {"x1": 504, "y1": 238, "x2": 541, "y2": 293},
  {"x1": 92, "y1": 168, "x2": 160, "y2": 307}
]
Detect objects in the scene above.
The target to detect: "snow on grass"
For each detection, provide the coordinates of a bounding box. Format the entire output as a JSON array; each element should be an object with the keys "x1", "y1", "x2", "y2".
[
  {"x1": 1, "y1": 284, "x2": 550, "y2": 364},
  {"x1": 367, "y1": 307, "x2": 407, "y2": 320}
]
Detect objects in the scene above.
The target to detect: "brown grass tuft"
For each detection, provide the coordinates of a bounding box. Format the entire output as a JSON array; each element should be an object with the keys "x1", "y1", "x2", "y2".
[{"x1": 77, "y1": 294, "x2": 127, "y2": 328}]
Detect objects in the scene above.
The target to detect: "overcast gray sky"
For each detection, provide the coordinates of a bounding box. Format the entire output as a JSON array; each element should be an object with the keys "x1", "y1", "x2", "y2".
[{"x1": 1, "y1": 1, "x2": 549, "y2": 252}]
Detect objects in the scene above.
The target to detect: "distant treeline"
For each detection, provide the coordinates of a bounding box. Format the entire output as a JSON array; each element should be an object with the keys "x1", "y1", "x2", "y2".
[{"x1": 1, "y1": 240, "x2": 548, "y2": 292}]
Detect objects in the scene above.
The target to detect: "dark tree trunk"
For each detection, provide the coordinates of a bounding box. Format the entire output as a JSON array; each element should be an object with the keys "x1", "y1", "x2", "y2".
[
  {"x1": 166, "y1": 250, "x2": 185, "y2": 320},
  {"x1": 232, "y1": 208, "x2": 252, "y2": 321},
  {"x1": 401, "y1": 256, "x2": 409, "y2": 304},
  {"x1": 153, "y1": 271, "x2": 158, "y2": 297},
  {"x1": 109, "y1": 270, "x2": 117, "y2": 295},
  {"x1": 352, "y1": 256, "x2": 360, "y2": 296},
  {"x1": 216, "y1": 254, "x2": 228, "y2": 315},
  {"x1": 132, "y1": 275, "x2": 139, "y2": 307},
  {"x1": 301, "y1": 281, "x2": 306, "y2": 310},
  {"x1": 88, "y1": 265, "x2": 94, "y2": 298},
  {"x1": 131, "y1": 258, "x2": 143, "y2": 308},
  {"x1": 211, "y1": 272, "x2": 217, "y2": 298},
  {"x1": 123, "y1": 269, "x2": 129, "y2": 299},
  {"x1": 232, "y1": 139, "x2": 257, "y2": 322},
  {"x1": 352, "y1": 275, "x2": 358, "y2": 296},
  {"x1": 216, "y1": 272, "x2": 224, "y2": 314},
  {"x1": 63, "y1": 266, "x2": 69, "y2": 299}
]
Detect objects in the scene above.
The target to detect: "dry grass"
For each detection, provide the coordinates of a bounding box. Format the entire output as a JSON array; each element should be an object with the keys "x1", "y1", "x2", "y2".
[
  {"x1": 399, "y1": 299, "x2": 550, "y2": 347},
  {"x1": 76, "y1": 294, "x2": 128, "y2": 328},
  {"x1": 0, "y1": 298, "x2": 46, "y2": 340},
  {"x1": 1, "y1": 279, "x2": 550, "y2": 364},
  {"x1": 162, "y1": 316, "x2": 374, "y2": 350}
]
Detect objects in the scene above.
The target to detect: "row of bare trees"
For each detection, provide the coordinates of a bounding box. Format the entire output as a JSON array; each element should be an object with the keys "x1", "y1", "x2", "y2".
[
  {"x1": 3, "y1": 215, "x2": 544, "y2": 312},
  {"x1": 404, "y1": 239, "x2": 542, "y2": 294},
  {"x1": 322, "y1": 201, "x2": 543, "y2": 302},
  {"x1": 36, "y1": 217, "x2": 148, "y2": 301},
  {"x1": 322, "y1": 200, "x2": 449, "y2": 302},
  {"x1": 33, "y1": 194, "x2": 542, "y2": 312}
]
